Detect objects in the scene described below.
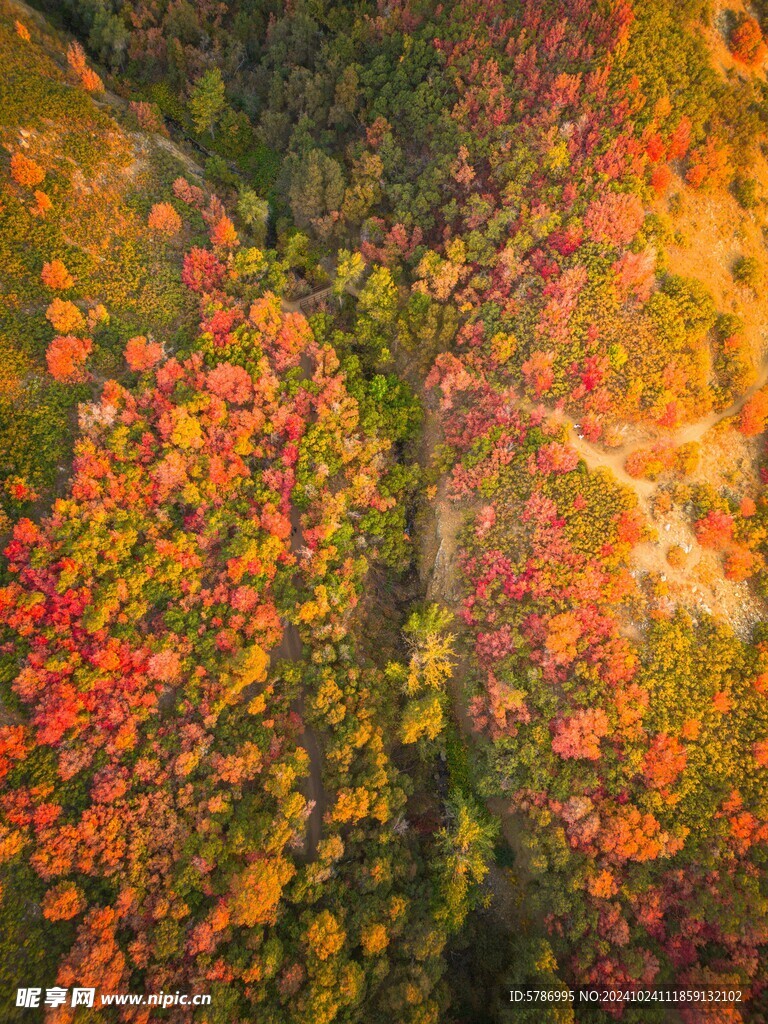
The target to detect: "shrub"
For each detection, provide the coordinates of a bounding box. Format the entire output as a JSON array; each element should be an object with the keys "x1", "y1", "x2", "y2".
[
  {"x1": 67, "y1": 40, "x2": 104, "y2": 92},
  {"x1": 172, "y1": 176, "x2": 205, "y2": 207},
  {"x1": 10, "y1": 152, "x2": 45, "y2": 187},
  {"x1": 730, "y1": 17, "x2": 767, "y2": 68},
  {"x1": 732, "y1": 255, "x2": 761, "y2": 290},
  {"x1": 148, "y1": 202, "x2": 182, "y2": 236},
  {"x1": 738, "y1": 388, "x2": 768, "y2": 437},
  {"x1": 124, "y1": 335, "x2": 163, "y2": 371},
  {"x1": 667, "y1": 545, "x2": 686, "y2": 569},
  {"x1": 66, "y1": 40, "x2": 88, "y2": 76},
  {"x1": 41, "y1": 260, "x2": 75, "y2": 290},
  {"x1": 733, "y1": 177, "x2": 760, "y2": 210},
  {"x1": 80, "y1": 67, "x2": 104, "y2": 93},
  {"x1": 30, "y1": 190, "x2": 52, "y2": 217},
  {"x1": 210, "y1": 215, "x2": 239, "y2": 248},
  {"x1": 45, "y1": 298, "x2": 85, "y2": 334},
  {"x1": 694, "y1": 509, "x2": 734, "y2": 548},
  {"x1": 45, "y1": 335, "x2": 92, "y2": 381},
  {"x1": 129, "y1": 101, "x2": 166, "y2": 134},
  {"x1": 651, "y1": 164, "x2": 672, "y2": 196},
  {"x1": 204, "y1": 154, "x2": 239, "y2": 188},
  {"x1": 724, "y1": 546, "x2": 757, "y2": 581}
]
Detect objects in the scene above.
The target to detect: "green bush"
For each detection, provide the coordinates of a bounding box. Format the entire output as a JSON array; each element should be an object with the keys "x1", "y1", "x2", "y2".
[
  {"x1": 733, "y1": 254, "x2": 762, "y2": 289},
  {"x1": 733, "y1": 176, "x2": 760, "y2": 209}
]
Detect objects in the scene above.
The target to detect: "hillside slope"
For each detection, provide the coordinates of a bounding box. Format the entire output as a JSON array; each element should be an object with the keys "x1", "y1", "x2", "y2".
[{"x1": 0, "y1": 0, "x2": 204, "y2": 534}]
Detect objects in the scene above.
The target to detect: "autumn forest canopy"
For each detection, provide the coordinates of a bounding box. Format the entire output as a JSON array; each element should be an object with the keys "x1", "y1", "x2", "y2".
[{"x1": 5, "y1": 0, "x2": 768, "y2": 1020}]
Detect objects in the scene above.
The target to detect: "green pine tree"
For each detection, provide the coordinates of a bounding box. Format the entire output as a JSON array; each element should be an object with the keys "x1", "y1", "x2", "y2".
[{"x1": 189, "y1": 68, "x2": 226, "y2": 137}]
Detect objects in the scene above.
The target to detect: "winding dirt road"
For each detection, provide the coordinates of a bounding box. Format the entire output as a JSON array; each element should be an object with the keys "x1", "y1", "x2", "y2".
[{"x1": 550, "y1": 351, "x2": 768, "y2": 502}]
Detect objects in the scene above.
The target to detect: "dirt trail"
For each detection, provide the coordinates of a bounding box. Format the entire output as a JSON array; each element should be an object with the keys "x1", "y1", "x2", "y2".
[
  {"x1": 676, "y1": 356, "x2": 768, "y2": 443},
  {"x1": 269, "y1": 506, "x2": 326, "y2": 862},
  {"x1": 539, "y1": 351, "x2": 768, "y2": 504},
  {"x1": 416, "y1": 403, "x2": 537, "y2": 928},
  {"x1": 568, "y1": 430, "x2": 656, "y2": 497},
  {"x1": 271, "y1": 615, "x2": 326, "y2": 862}
]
